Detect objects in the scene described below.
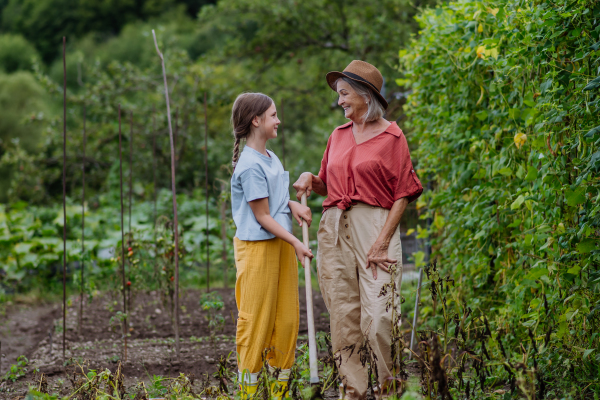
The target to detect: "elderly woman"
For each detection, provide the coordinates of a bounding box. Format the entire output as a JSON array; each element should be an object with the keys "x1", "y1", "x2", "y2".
[{"x1": 293, "y1": 60, "x2": 423, "y2": 399}]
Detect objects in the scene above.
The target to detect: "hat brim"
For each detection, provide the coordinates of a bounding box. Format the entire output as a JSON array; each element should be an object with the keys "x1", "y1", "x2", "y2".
[{"x1": 326, "y1": 71, "x2": 388, "y2": 110}]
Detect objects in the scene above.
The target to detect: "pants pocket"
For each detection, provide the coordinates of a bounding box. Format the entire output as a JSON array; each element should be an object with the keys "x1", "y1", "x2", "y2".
[{"x1": 236, "y1": 310, "x2": 253, "y2": 347}]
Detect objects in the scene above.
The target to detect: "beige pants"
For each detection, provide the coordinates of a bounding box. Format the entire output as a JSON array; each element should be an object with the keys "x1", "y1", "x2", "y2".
[{"x1": 317, "y1": 203, "x2": 402, "y2": 400}]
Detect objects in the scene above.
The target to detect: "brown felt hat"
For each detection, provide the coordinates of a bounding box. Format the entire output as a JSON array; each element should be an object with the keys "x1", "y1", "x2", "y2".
[{"x1": 326, "y1": 60, "x2": 388, "y2": 109}]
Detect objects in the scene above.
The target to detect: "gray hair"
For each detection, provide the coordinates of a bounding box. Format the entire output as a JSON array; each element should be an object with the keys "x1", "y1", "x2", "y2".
[{"x1": 335, "y1": 77, "x2": 385, "y2": 122}]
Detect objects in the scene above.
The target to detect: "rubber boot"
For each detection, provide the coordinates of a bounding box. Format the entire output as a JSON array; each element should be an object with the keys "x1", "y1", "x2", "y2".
[
  {"x1": 239, "y1": 382, "x2": 258, "y2": 399},
  {"x1": 271, "y1": 380, "x2": 290, "y2": 399},
  {"x1": 238, "y1": 370, "x2": 259, "y2": 399}
]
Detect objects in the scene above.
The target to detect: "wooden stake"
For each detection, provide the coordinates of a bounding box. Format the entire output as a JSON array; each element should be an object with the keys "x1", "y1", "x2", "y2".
[
  {"x1": 220, "y1": 182, "x2": 227, "y2": 288},
  {"x1": 129, "y1": 112, "x2": 133, "y2": 235},
  {"x1": 152, "y1": 30, "x2": 181, "y2": 359},
  {"x1": 152, "y1": 106, "x2": 158, "y2": 278},
  {"x1": 118, "y1": 105, "x2": 128, "y2": 361},
  {"x1": 409, "y1": 268, "x2": 423, "y2": 360},
  {"x1": 300, "y1": 193, "x2": 319, "y2": 384},
  {"x1": 128, "y1": 111, "x2": 133, "y2": 311},
  {"x1": 204, "y1": 92, "x2": 209, "y2": 292},
  {"x1": 79, "y1": 105, "x2": 86, "y2": 337},
  {"x1": 174, "y1": 108, "x2": 178, "y2": 169},
  {"x1": 62, "y1": 36, "x2": 67, "y2": 364}
]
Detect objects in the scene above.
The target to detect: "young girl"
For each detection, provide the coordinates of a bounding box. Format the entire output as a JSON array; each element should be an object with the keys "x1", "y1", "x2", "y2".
[{"x1": 230, "y1": 93, "x2": 313, "y2": 398}]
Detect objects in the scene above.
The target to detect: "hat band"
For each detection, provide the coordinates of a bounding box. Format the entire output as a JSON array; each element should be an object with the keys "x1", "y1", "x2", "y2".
[{"x1": 342, "y1": 71, "x2": 380, "y2": 93}]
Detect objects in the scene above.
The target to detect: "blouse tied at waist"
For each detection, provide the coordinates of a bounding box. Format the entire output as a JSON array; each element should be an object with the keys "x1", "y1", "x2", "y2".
[{"x1": 318, "y1": 121, "x2": 423, "y2": 212}]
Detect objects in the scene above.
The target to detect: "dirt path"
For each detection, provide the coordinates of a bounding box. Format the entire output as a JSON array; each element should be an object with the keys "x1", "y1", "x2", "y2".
[{"x1": 0, "y1": 301, "x2": 60, "y2": 373}]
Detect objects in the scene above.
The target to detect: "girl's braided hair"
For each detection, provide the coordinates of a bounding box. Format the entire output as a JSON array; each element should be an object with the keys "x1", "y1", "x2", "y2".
[{"x1": 231, "y1": 92, "x2": 273, "y2": 170}]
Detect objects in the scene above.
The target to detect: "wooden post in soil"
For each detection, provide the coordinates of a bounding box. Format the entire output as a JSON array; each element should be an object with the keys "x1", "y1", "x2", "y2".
[
  {"x1": 409, "y1": 268, "x2": 423, "y2": 360},
  {"x1": 128, "y1": 111, "x2": 133, "y2": 310},
  {"x1": 204, "y1": 92, "x2": 209, "y2": 292},
  {"x1": 220, "y1": 182, "x2": 228, "y2": 288},
  {"x1": 152, "y1": 106, "x2": 158, "y2": 277},
  {"x1": 79, "y1": 105, "x2": 86, "y2": 337},
  {"x1": 129, "y1": 112, "x2": 133, "y2": 235},
  {"x1": 152, "y1": 30, "x2": 181, "y2": 359},
  {"x1": 174, "y1": 108, "x2": 178, "y2": 168},
  {"x1": 118, "y1": 105, "x2": 128, "y2": 361},
  {"x1": 61, "y1": 36, "x2": 68, "y2": 364}
]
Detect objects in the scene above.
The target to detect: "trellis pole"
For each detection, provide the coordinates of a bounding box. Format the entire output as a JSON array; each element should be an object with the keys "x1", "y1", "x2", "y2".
[
  {"x1": 152, "y1": 30, "x2": 181, "y2": 359},
  {"x1": 128, "y1": 111, "x2": 133, "y2": 311},
  {"x1": 118, "y1": 105, "x2": 128, "y2": 361},
  {"x1": 79, "y1": 105, "x2": 86, "y2": 337},
  {"x1": 61, "y1": 36, "x2": 68, "y2": 364},
  {"x1": 152, "y1": 106, "x2": 158, "y2": 278},
  {"x1": 204, "y1": 92, "x2": 210, "y2": 292},
  {"x1": 129, "y1": 112, "x2": 133, "y2": 235}
]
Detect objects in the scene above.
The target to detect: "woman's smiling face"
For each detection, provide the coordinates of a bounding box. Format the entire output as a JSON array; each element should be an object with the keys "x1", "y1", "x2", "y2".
[{"x1": 336, "y1": 79, "x2": 368, "y2": 122}]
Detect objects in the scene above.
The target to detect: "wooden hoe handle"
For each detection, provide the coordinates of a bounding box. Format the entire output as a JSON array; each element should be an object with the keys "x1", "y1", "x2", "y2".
[{"x1": 301, "y1": 193, "x2": 320, "y2": 384}]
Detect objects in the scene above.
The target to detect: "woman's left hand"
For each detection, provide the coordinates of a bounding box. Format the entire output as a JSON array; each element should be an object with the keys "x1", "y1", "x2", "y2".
[{"x1": 366, "y1": 241, "x2": 397, "y2": 280}]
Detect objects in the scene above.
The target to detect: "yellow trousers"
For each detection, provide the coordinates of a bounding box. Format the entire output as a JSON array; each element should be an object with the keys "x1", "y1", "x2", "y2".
[{"x1": 234, "y1": 237, "x2": 299, "y2": 373}]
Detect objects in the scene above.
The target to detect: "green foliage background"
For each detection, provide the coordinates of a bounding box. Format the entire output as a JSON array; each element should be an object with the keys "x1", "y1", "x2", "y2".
[
  {"x1": 1, "y1": 0, "x2": 598, "y2": 395},
  {"x1": 0, "y1": 0, "x2": 431, "y2": 301},
  {"x1": 401, "y1": 0, "x2": 600, "y2": 396}
]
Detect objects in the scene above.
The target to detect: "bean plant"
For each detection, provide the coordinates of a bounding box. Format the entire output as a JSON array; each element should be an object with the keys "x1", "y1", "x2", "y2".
[{"x1": 400, "y1": 0, "x2": 600, "y2": 397}]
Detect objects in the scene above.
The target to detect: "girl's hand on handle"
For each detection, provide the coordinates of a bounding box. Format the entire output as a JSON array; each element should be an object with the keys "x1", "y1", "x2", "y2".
[
  {"x1": 289, "y1": 201, "x2": 312, "y2": 227},
  {"x1": 293, "y1": 172, "x2": 314, "y2": 201},
  {"x1": 294, "y1": 239, "x2": 313, "y2": 269},
  {"x1": 366, "y1": 241, "x2": 397, "y2": 280}
]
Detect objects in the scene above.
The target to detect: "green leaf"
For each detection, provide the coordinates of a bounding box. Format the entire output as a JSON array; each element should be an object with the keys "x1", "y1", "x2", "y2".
[
  {"x1": 525, "y1": 268, "x2": 548, "y2": 280},
  {"x1": 565, "y1": 188, "x2": 586, "y2": 206},
  {"x1": 583, "y1": 76, "x2": 600, "y2": 91},
  {"x1": 498, "y1": 167, "x2": 512, "y2": 176},
  {"x1": 584, "y1": 125, "x2": 600, "y2": 141},
  {"x1": 475, "y1": 110, "x2": 488, "y2": 121},
  {"x1": 540, "y1": 79, "x2": 553, "y2": 93},
  {"x1": 539, "y1": 237, "x2": 554, "y2": 251},
  {"x1": 511, "y1": 195, "x2": 525, "y2": 210},
  {"x1": 583, "y1": 349, "x2": 595, "y2": 359},
  {"x1": 525, "y1": 166, "x2": 538, "y2": 181},
  {"x1": 577, "y1": 239, "x2": 597, "y2": 253},
  {"x1": 567, "y1": 265, "x2": 581, "y2": 275}
]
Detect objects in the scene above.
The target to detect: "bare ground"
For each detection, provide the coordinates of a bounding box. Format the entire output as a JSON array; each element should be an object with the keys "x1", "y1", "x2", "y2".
[{"x1": 0, "y1": 287, "x2": 419, "y2": 399}]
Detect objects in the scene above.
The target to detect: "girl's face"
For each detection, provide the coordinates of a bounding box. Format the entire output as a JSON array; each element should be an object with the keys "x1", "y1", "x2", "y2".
[
  {"x1": 337, "y1": 80, "x2": 368, "y2": 122},
  {"x1": 252, "y1": 102, "x2": 280, "y2": 139}
]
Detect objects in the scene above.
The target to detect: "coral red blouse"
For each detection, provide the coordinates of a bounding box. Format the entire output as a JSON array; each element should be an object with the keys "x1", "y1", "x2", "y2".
[{"x1": 318, "y1": 121, "x2": 423, "y2": 211}]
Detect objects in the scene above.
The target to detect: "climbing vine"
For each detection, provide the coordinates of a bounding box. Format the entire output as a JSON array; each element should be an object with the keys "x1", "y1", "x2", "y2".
[{"x1": 401, "y1": 0, "x2": 600, "y2": 397}]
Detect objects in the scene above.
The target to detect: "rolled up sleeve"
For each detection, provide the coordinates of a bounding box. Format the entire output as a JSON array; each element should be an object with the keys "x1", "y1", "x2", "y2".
[
  {"x1": 240, "y1": 167, "x2": 269, "y2": 202},
  {"x1": 393, "y1": 136, "x2": 423, "y2": 204}
]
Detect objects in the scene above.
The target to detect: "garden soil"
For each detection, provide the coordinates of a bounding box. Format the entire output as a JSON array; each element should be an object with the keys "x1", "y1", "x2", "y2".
[
  {"x1": 0, "y1": 288, "x2": 337, "y2": 398},
  {"x1": 1, "y1": 287, "x2": 418, "y2": 398}
]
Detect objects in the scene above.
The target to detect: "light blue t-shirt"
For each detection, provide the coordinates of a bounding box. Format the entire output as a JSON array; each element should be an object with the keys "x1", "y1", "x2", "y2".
[{"x1": 231, "y1": 146, "x2": 293, "y2": 241}]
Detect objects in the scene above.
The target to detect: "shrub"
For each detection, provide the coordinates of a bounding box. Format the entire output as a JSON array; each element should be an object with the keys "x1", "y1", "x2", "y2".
[
  {"x1": 0, "y1": 34, "x2": 40, "y2": 73},
  {"x1": 401, "y1": 0, "x2": 600, "y2": 396}
]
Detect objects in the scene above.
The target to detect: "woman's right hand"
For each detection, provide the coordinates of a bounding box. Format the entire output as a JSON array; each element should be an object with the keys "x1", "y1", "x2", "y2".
[
  {"x1": 293, "y1": 240, "x2": 313, "y2": 268},
  {"x1": 293, "y1": 172, "x2": 314, "y2": 201}
]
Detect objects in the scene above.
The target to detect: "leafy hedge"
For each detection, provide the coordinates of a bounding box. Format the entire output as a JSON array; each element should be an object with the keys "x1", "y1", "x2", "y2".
[{"x1": 401, "y1": 0, "x2": 599, "y2": 396}]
